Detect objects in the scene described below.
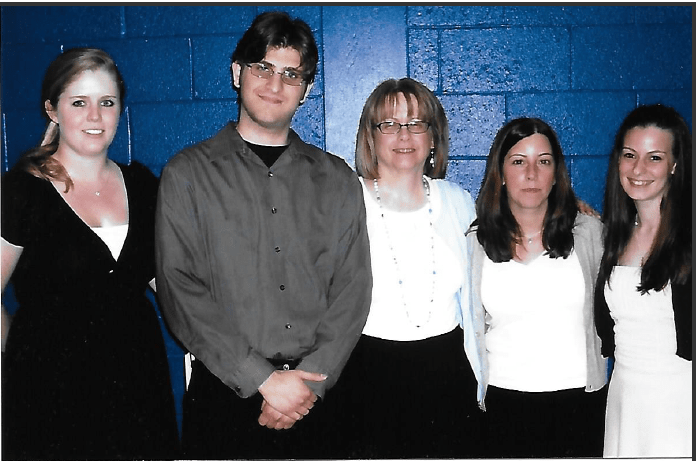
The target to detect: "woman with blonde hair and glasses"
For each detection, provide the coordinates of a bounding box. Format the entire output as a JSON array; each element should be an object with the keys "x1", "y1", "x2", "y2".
[{"x1": 333, "y1": 78, "x2": 485, "y2": 458}]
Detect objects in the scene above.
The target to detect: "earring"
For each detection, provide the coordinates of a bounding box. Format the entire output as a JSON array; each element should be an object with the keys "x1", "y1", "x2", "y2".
[
  {"x1": 502, "y1": 180, "x2": 506, "y2": 186},
  {"x1": 429, "y1": 149, "x2": 435, "y2": 168},
  {"x1": 671, "y1": 163, "x2": 677, "y2": 175}
]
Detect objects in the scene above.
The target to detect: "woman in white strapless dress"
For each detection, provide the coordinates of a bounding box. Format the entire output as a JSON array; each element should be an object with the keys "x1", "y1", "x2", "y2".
[{"x1": 594, "y1": 104, "x2": 692, "y2": 458}]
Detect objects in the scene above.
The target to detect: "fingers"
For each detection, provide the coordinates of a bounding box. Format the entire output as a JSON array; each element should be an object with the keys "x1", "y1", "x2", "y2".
[
  {"x1": 259, "y1": 400, "x2": 298, "y2": 430},
  {"x1": 297, "y1": 370, "x2": 328, "y2": 383},
  {"x1": 258, "y1": 370, "x2": 319, "y2": 417}
]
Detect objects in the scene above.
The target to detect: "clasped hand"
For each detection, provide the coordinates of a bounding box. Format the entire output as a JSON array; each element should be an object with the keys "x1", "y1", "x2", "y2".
[{"x1": 257, "y1": 369, "x2": 326, "y2": 430}]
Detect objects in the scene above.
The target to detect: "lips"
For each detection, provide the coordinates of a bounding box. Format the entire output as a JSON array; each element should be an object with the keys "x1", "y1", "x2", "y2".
[
  {"x1": 258, "y1": 94, "x2": 284, "y2": 104},
  {"x1": 393, "y1": 148, "x2": 416, "y2": 154},
  {"x1": 522, "y1": 188, "x2": 541, "y2": 193},
  {"x1": 84, "y1": 129, "x2": 104, "y2": 135}
]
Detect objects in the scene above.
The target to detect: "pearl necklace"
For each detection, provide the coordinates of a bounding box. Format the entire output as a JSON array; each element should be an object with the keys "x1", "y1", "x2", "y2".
[{"x1": 373, "y1": 176, "x2": 436, "y2": 328}]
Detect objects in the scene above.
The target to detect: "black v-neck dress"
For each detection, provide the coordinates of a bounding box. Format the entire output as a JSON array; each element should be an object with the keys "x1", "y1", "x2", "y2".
[{"x1": 1, "y1": 162, "x2": 179, "y2": 459}]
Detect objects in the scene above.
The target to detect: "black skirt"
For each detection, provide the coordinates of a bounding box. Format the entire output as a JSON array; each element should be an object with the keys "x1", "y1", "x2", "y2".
[{"x1": 331, "y1": 327, "x2": 484, "y2": 459}]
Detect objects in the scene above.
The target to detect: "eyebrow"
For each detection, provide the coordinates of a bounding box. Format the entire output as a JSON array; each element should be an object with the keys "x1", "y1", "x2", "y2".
[
  {"x1": 66, "y1": 94, "x2": 118, "y2": 98},
  {"x1": 622, "y1": 146, "x2": 668, "y2": 155},
  {"x1": 259, "y1": 60, "x2": 302, "y2": 71},
  {"x1": 507, "y1": 152, "x2": 552, "y2": 157}
]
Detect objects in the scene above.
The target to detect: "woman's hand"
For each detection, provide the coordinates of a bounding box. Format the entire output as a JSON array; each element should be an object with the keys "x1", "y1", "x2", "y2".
[{"x1": 577, "y1": 200, "x2": 600, "y2": 218}]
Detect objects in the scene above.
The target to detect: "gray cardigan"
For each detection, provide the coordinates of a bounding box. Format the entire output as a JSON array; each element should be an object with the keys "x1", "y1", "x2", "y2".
[{"x1": 467, "y1": 213, "x2": 608, "y2": 408}]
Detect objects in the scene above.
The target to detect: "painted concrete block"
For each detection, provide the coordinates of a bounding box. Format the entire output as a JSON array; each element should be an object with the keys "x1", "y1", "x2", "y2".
[
  {"x1": 409, "y1": 29, "x2": 440, "y2": 93},
  {"x1": 192, "y1": 36, "x2": 242, "y2": 101},
  {"x1": 129, "y1": 100, "x2": 236, "y2": 174},
  {"x1": 442, "y1": 94, "x2": 506, "y2": 159},
  {"x1": 504, "y1": 5, "x2": 634, "y2": 26},
  {"x1": 125, "y1": 5, "x2": 256, "y2": 37},
  {"x1": 0, "y1": 6, "x2": 123, "y2": 44},
  {"x1": 1, "y1": 44, "x2": 63, "y2": 111},
  {"x1": 446, "y1": 158, "x2": 488, "y2": 202},
  {"x1": 292, "y1": 96, "x2": 325, "y2": 152},
  {"x1": 635, "y1": 5, "x2": 692, "y2": 24},
  {"x1": 2, "y1": 110, "x2": 47, "y2": 171},
  {"x1": 633, "y1": 24, "x2": 692, "y2": 90},
  {"x1": 572, "y1": 26, "x2": 635, "y2": 90},
  {"x1": 102, "y1": 38, "x2": 192, "y2": 103},
  {"x1": 569, "y1": 156, "x2": 610, "y2": 213},
  {"x1": 442, "y1": 27, "x2": 571, "y2": 93},
  {"x1": 408, "y1": 5, "x2": 504, "y2": 26}
]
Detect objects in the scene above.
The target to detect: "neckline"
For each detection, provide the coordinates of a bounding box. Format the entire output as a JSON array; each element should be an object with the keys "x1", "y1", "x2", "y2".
[
  {"x1": 45, "y1": 163, "x2": 130, "y2": 262},
  {"x1": 361, "y1": 176, "x2": 435, "y2": 215}
]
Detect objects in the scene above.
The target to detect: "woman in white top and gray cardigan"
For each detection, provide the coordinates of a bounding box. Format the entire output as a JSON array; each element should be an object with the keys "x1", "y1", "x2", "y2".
[{"x1": 467, "y1": 117, "x2": 608, "y2": 458}]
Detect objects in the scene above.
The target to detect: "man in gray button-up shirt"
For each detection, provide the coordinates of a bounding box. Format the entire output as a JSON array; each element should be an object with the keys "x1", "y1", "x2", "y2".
[{"x1": 155, "y1": 11, "x2": 372, "y2": 459}]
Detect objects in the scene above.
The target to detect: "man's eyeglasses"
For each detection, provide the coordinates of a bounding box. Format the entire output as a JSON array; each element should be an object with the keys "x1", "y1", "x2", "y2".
[
  {"x1": 374, "y1": 120, "x2": 431, "y2": 134},
  {"x1": 244, "y1": 62, "x2": 305, "y2": 86}
]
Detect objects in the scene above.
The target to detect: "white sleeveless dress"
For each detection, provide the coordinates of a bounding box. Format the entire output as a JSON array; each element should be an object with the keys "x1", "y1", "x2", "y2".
[{"x1": 603, "y1": 266, "x2": 692, "y2": 458}]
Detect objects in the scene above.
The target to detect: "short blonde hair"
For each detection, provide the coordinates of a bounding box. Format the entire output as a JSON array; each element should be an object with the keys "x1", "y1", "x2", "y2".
[{"x1": 355, "y1": 78, "x2": 448, "y2": 180}]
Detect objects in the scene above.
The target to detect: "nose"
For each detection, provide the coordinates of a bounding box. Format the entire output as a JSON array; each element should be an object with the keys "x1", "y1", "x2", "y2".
[
  {"x1": 526, "y1": 163, "x2": 538, "y2": 180},
  {"x1": 397, "y1": 124, "x2": 412, "y2": 140},
  {"x1": 87, "y1": 103, "x2": 101, "y2": 122},
  {"x1": 632, "y1": 157, "x2": 646, "y2": 175},
  {"x1": 266, "y1": 72, "x2": 284, "y2": 92}
]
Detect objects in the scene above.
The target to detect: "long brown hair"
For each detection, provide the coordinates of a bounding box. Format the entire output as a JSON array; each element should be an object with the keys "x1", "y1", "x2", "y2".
[
  {"x1": 597, "y1": 104, "x2": 692, "y2": 294},
  {"x1": 14, "y1": 48, "x2": 126, "y2": 192},
  {"x1": 470, "y1": 117, "x2": 578, "y2": 262}
]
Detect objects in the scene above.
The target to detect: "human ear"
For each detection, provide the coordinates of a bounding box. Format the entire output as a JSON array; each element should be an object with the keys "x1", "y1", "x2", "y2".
[
  {"x1": 300, "y1": 82, "x2": 314, "y2": 105},
  {"x1": 44, "y1": 100, "x2": 58, "y2": 124},
  {"x1": 231, "y1": 62, "x2": 242, "y2": 89}
]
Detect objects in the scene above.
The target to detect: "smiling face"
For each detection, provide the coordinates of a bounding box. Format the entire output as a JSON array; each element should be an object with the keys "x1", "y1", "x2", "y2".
[
  {"x1": 373, "y1": 92, "x2": 434, "y2": 178},
  {"x1": 232, "y1": 46, "x2": 312, "y2": 144},
  {"x1": 502, "y1": 133, "x2": 556, "y2": 216},
  {"x1": 45, "y1": 68, "x2": 120, "y2": 158},
  {"x1": 619, "y1": 126, "x2": 676, "y2": 207}
]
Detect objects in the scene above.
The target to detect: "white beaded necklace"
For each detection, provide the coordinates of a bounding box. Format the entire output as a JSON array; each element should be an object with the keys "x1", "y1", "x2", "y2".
[{"x1": 373, "y1": 176, "x2": 436, "y2": 328}]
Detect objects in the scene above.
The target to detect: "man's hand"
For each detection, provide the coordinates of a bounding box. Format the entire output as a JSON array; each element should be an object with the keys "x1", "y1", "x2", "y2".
[
  {"x1": 258, "y1": 400, "x2": 298, "y2": 430},
  {"x1": 258, "y1": 370, "x2": 326, "y2": 421}
]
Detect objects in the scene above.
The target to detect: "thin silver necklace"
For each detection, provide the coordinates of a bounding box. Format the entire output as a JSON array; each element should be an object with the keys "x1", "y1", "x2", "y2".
[{"x1": 373, "y1": 176, "x2": 436, "y2": 328}]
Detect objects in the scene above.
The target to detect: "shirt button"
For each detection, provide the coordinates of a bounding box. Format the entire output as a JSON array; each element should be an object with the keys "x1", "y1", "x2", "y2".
[
  {"x1": 271, "y1": 207, "x2": 277, "y2": 214},
  {"x1": 285, "y1": 323, "x2": 292, "y2": 329},
  {"x1": 275, "y1": 246, "x2": 281, "y2": 253},
  {"x1": 108, "y1": 269, "x2": 114, "y2": 274},
  {"x1": 268, "y1": 171, "x2": 274, "y2": 178},
  {"x1": 279, "y1": 285, "x2": 285, "y2": 291}
]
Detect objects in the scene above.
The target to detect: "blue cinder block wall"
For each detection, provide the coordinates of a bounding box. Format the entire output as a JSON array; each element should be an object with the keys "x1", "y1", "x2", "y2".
[{"x1": 1, "y1": 5, "x2": 693, "y2": 430}]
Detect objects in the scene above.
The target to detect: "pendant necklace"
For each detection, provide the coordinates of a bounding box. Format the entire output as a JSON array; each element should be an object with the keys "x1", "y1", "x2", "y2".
[
  {"x1": 373, "y1": 176, "x2": 436, "y2": 328},
  {"x1": 524, "y1": 229, "x2": 542, "y2": 245},
  {"x1": 94, "y1": 167, "x2": 111, "y2": 196}
]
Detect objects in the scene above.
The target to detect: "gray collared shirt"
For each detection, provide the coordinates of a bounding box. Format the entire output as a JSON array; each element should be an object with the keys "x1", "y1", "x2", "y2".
[{"x1": 155, "y1": 122, "x2": 372, "y2": 398}]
